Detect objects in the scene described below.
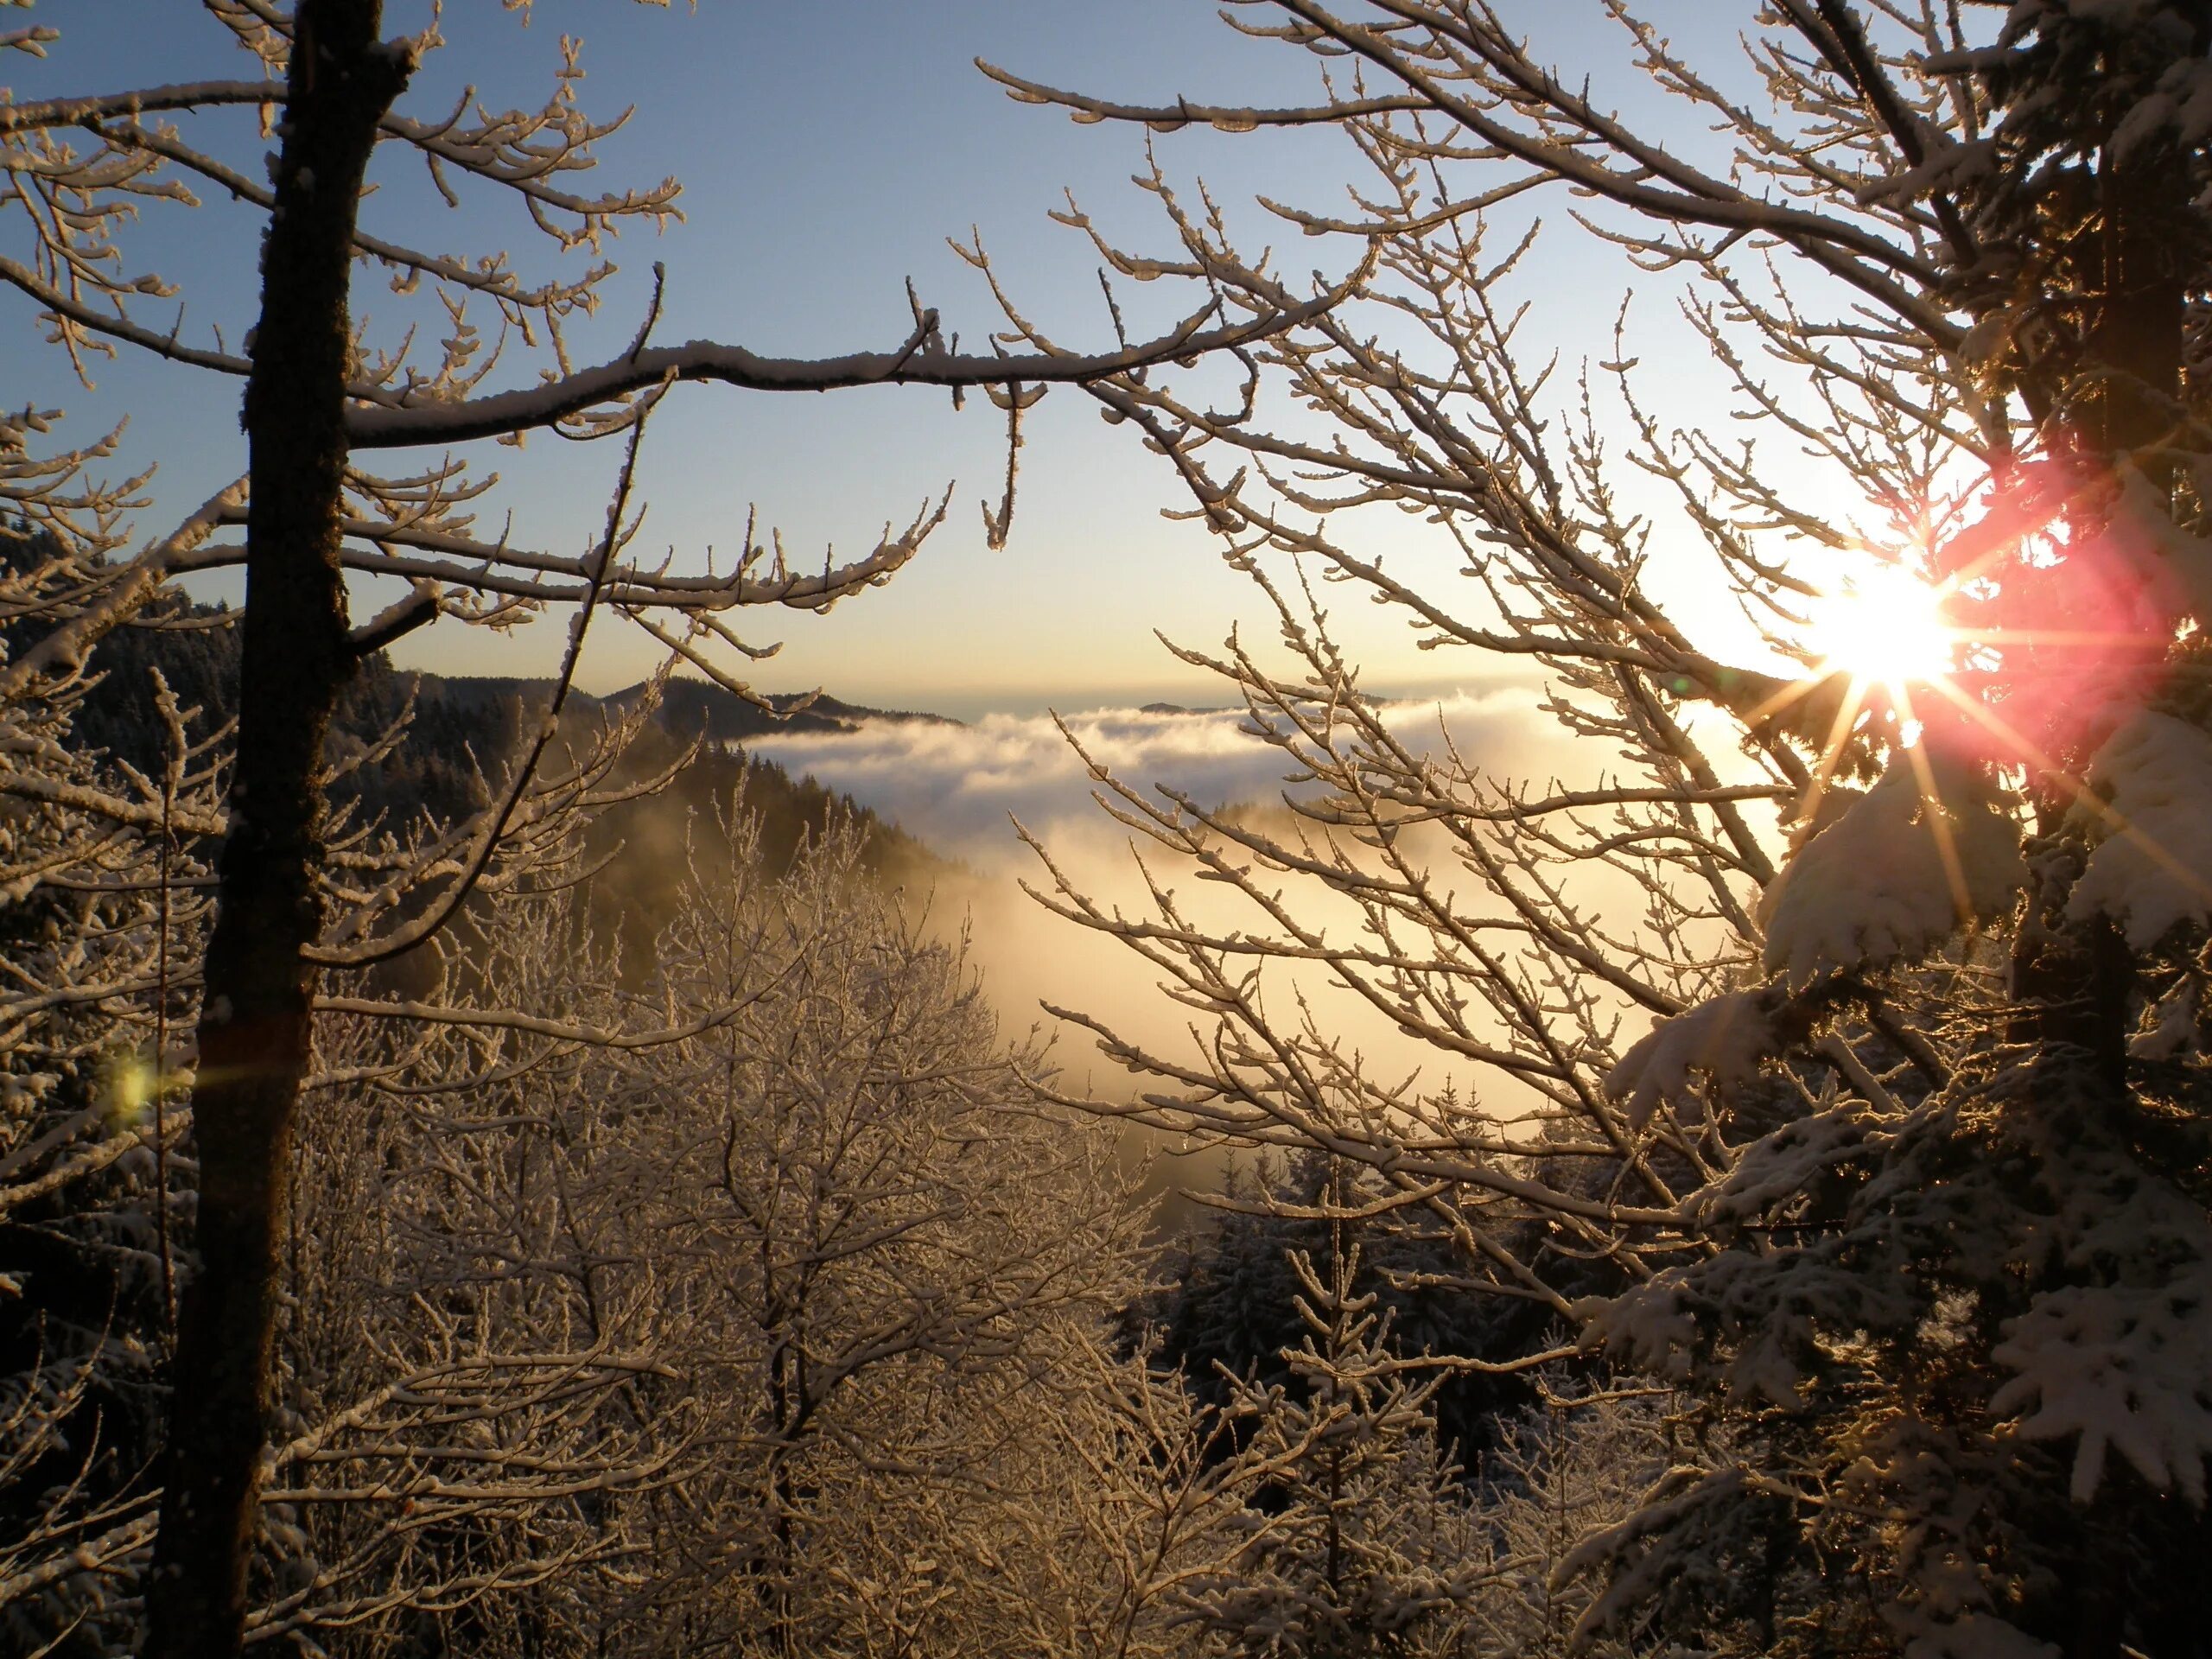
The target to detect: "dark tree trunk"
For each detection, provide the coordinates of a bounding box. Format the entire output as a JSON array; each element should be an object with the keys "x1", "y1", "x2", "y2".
[
  {"x1": 2023, "y1": 126, "x2": 2191, "y2": 1659},
  {"x1": 144, "y1": 6, "x2": 407, "y2": 1656},
  {"x1": 2008, "y1": 137, "x2": 2186, "y2": 1083}
]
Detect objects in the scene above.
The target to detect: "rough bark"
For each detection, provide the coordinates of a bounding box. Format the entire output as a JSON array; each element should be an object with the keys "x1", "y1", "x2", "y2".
[{"x1": 143, "y1": 6, "x2": 408, "y2": 1655}]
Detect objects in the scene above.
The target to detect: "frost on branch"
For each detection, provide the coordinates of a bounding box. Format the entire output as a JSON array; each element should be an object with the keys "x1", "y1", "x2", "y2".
[
  {"x1": 2108, "y1": 35, "x2": 2212, "y2": 161},
  {"x1": 1898, "y1": 1612, "x2": 2063, "y2": 1659},
  {"x1": 2133, "y1": 977, "x2": 2202, "y2": 1059},
  {"x1": 1004, "y1": 0, "x2": 2212, "y2": 1649},
  {"x1": 1580, "y1": 1205, "x2": 1905, "y2": 1409},
  {"x1": 2115, "y1": 464, "x2": 2212, "y2": 622},
  {"x1": 2064, "y1": 708, "x2": 2212, "y2": 949},
  {"x1": 1604, "y1": 989, "x2": 1783, "y2": 1128},
  {"x1": 1988, "y1": 1159, "x2": 2212, "y2": 1506},
  {"x1": 1760, "y1": 750, "x2": 2025, "y2": 988}
]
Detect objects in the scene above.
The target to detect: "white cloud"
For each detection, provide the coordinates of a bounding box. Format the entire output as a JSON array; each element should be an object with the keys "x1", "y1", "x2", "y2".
[
  {"x1": 747, "y1": 688, "x2": 1549, "y2": 865},
  {"x1": 746, "y1": 689, "x2": 1563, "y2": 1141}
]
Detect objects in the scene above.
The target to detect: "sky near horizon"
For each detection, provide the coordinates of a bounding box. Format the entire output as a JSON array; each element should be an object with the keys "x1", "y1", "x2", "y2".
[{"x1": 17, "y1": 1, "x2": 1781, "y2": 721}]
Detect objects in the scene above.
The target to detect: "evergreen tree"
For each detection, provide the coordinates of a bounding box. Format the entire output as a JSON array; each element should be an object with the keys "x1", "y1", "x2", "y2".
[
  {"x1": 1182, "y1": 1168, "x2": 1490, "y2": 1658},
  {"x1": 1011, "y1": 5, "x2": 2212, "y2": 1651}
]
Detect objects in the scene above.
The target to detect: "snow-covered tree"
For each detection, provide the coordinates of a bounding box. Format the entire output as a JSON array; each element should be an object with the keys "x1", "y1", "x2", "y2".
[
  {"x1": 2, "y1": 793, "x2": 1198, "y2": 1656},
  {"x1": 287, "y1": 810, "x2": 1174, "y2": 1657},
  {"x1": 1003, "y1": 3, "x2": 2212, "y2": 1653},
  {"x1": 0, "y1": 556, "x2": 219, "y2": 1653},
  {"x1": 1, "y1": 5, "x2": 1357, "y2": 1651},
  {"x1": 1177, "y1": 1185, "x2": 1494, "y2": 1659},
  {"x1": 562, "y1": 820, "x2": 1155, "y2": 1656}
]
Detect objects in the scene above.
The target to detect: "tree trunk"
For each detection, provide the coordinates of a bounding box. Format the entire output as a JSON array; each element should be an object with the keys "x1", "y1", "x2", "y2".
[
  {"x1": 144, "y1": 7, "x2": 407, "y2": 1656},
  {"x1": 2008, "y1": 133, "x2": 2186, "y2": 1082},
  {"x1": 2020, "y1": 122, "x2": 2191, "y2": 1659}
]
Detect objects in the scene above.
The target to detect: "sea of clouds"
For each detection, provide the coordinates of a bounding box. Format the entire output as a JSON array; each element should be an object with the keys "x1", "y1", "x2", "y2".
[
  {"x1": 747, "y1": 688, "x2": 1553, "y2": 864},
  {"x1": 745, "y1": 687, "x2": 1575, "y2": 1158}
]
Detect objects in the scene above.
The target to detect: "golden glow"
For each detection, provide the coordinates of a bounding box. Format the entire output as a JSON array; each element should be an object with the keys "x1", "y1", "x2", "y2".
[
  {"x1": 107, "y1": 1057, "x2": 155, "y2": 1127},
  {"x1": 1805, "y1": 563, "x2": 1956, "y2": 694},
  {"x1": 104, "y1": 1053, "x2": 194, "y2": 1130}
]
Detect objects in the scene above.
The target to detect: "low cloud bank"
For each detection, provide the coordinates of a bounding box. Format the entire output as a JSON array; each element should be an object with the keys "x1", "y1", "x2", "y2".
[
  {"x1": 747, "y1": 689, "x2": 1549, "y2": 866},
  {"x1": 743, "y1": 690, "x2": 1565, "y2": 1150}
]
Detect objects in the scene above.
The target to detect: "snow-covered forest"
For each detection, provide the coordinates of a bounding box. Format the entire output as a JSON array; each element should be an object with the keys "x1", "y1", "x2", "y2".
[{"x1": 6, "y1": 3, "x2": 2212, "y2": 1656}]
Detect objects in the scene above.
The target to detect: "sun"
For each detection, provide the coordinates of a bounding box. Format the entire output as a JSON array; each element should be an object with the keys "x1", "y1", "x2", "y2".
[{"x1": 1805, "y1": 562, "x2": 1957, "y2": 694}]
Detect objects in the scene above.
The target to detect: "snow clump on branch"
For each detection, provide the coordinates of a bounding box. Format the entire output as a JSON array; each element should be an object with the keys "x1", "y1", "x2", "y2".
[
  {"x1": 2065, "y1": 709, "x2": 2212, "y2": 949},
  {"x1": 1604, "y1": 990, "x2": 1784, "y2": 1130},
  {"x1": 1759, "y1": 751, "x2": 2026, "y2": 988}
]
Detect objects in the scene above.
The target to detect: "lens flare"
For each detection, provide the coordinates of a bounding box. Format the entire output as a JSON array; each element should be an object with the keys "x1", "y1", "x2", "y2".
[
  {"x1": 107, "y1": 1056, "x2": 155, "y2": 1127},
  {"x1": 1806, "y1": 563, "x2": 1956, "y2": 694}
]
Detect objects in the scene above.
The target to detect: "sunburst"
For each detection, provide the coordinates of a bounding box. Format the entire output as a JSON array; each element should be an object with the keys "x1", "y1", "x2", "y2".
[
  {"x1": 1745, "y1": 487, "x2": 2212, "y2": 948},
  {"x1": 1773, "y1": 549, "x2": 2203, "y2": 929},
  {"x1": 1803, "y1": 561, "x2": 1959, "y2": 703},
  {"x1": 1768, "y1": 557, "x2": 1980, "y2": 918}
]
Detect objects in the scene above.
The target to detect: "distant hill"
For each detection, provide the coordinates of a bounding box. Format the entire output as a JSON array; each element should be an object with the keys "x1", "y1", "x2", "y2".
[
  {"x1": 40, "y1": 611, "x2": 950, "y2": 852},
  {"x1": 620, "y1": 678, "x2": 962, "y2": 744},
  {"x1": 1136, "y1": 696, "x2": 1401, "y2": 719},
  {"x1": 3, "y1": 531, "x2": 960, "y2": 976}
]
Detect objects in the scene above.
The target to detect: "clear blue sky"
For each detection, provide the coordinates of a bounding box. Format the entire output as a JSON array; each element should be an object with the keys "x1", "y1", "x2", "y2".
[{"x1": 16, "y1": 2, "x2": 1764, "y2": 719}]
